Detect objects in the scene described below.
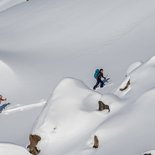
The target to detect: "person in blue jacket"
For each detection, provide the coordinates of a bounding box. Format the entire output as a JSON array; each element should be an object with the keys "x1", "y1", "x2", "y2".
[{"x1": 93, "y1": 69, "x2": 106, "y2": 90}]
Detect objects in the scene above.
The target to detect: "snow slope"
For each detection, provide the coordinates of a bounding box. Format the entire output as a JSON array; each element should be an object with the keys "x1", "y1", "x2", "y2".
[
  {"x1": 0, "y1": 0, "x2": 155, "y2": 154},
  {"x1": 0, "y1": 60, "x2": 19, "y2": 96},
  {"x1": 30, "y1": 57, "x2": 155, "y2": 155},
  {"x1": 2, "y1": 100, "x2": 46, "y2": 115},
  {"x1": 0, "y1": 0, "x2": 155, "y2": 53},
  {"x1": 0, "y1": 0, "x2": 155, "y2": 105},
  {"x1": 0, "y1": 143, "x2": 30, "y2": 155}
]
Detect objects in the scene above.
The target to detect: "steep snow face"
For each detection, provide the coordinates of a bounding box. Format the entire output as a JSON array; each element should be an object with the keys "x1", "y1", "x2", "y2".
[{"x1": 0, "y1": 143, "x2": 31, "y2": 155}]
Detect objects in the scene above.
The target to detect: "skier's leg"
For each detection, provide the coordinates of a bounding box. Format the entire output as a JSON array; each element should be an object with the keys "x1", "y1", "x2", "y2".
[
  {"x1": 100, "y1": 79, "x2": 104, "y2": 88},
  {"x1": 93, "y1": 79, "x2": 100, "y2": 90}
]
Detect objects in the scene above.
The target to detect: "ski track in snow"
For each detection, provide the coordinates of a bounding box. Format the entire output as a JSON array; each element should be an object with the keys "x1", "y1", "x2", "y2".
[{"x1": 0, "y1": 100, "x2": 46, "y2": 115}]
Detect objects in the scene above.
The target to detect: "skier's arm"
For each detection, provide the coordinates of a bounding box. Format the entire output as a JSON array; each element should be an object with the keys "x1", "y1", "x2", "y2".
[
  {"x1": 101, "y1": 73, "x2": 106, "y2": 79},
  {"x1": 103, "y1": 76, "x2": 106, "y2": 79}
]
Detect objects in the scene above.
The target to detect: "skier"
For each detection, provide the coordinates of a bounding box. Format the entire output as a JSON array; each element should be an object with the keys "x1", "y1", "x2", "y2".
[
  {"x1": 0, "y1": 95, "x2": 7, "y2": 104},
  {"x1": 93, "y1": 69, "x2": 106, "y2": 90}
]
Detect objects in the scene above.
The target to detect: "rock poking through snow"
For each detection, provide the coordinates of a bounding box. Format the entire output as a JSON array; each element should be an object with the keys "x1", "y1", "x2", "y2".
[{"x1": 27, "y1": 134, "x2": 41, "y2": 155}]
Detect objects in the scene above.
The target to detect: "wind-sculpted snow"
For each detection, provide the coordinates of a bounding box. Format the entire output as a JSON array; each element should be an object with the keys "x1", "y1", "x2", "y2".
[{"x1": 126, "y1": 61, "x2": 143, "y2": 75}]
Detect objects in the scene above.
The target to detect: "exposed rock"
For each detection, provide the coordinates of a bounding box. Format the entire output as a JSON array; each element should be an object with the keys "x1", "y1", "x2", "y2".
[
  {"x1": 93, "y1": 135, "x2": 99, "y2": 149},
  {"x1": 98, "y1": 101, "x2": 110, "y2": 112},
  {"x1": 120, "y1": 80, "x2": 130, "y2": 91},
  {"x1": 27, "y1": 134, "x2": 41, "y2": 155}
]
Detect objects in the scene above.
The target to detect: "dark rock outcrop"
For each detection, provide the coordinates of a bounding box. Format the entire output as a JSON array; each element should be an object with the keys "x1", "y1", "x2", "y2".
[
  {"x1": 120, "y1": 80, "x2": 130, "y2": 91},
  {"x1": 98, "y1": 101, "x2": 110, "y2": 112},
  {"x1": 93, "y1": 135, "x2": 99, "y2": 149},
  {"x1": 27, "y1": 134, "x2": 41, "y2": 155}
]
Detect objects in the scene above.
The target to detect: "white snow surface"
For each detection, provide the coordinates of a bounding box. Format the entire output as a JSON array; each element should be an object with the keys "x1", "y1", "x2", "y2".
[
  {"x1": 126, "y1": 61, "x2": 143, "y2": 75},
  {"x1": 0, "y1": 143, "x2": 30, "y2": 155},
  {"x1": 143, "y1": 150, "x2": 155, "y2": 155},
  {"x1": 0, "y1": 60, "x2": 19, "y2": 95},
  {"x1": 0, "y1": 0, "x2": 155, "y2": 154},
  {"x1": 0, "y1": 0, "x2": 25, "y2": 12}
]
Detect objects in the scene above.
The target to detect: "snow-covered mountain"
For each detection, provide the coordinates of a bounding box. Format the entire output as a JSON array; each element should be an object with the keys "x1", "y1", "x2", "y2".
[
  {"x1": 0, "y1": 0, "x2": 155, "y2": 155},
  {"x1": 28, "y1": 56, "x2": 155, "y2": 155}
]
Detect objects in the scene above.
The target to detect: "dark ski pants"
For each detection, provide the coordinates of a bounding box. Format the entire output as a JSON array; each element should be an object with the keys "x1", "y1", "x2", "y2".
[{"x1": 93, "y1": 78, "x2": 104, "y2": 90}]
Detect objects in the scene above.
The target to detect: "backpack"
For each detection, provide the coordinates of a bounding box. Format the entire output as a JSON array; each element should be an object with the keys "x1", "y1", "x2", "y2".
[{"x1": 94, "y1": 69, "x2": 100, "y2": 79}]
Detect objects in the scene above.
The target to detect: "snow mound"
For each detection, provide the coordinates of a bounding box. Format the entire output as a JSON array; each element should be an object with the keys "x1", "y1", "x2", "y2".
[
  {"x1": 31, "y1": 78, "x2": 118, "y2": 155},
  {"x1": 0, "y1": 143, "x2": 31, "y2": 155}
]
